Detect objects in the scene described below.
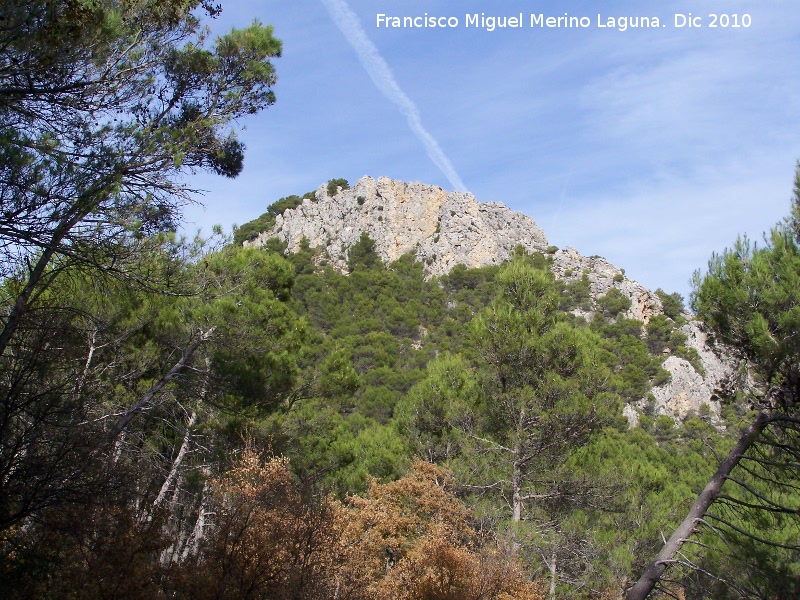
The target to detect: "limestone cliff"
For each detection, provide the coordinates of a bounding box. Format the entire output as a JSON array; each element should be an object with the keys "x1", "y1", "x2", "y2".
[
  {"x1": 249, "y1": 176, "x2": 549, "y2": 276},
  {"x1": 248, "y1": 175, "x2": 736, "y2": 421}
]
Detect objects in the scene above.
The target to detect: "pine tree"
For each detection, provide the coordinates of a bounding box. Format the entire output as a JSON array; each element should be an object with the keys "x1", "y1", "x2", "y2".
[{"x1": 627, "y1": 163, "x2": 800, "y2": 599}]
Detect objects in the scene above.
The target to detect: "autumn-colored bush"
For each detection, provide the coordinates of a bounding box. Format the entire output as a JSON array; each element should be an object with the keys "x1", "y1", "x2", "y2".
[
  {"x1": 170, "y1": 453, "x2": 541, "y2": 599},
  {"x1": 171, "y1": 451, "x2": 339, "y2": 599},
  {"x1": 335, "y1": 459, "x2": 543, "y2": 600}
]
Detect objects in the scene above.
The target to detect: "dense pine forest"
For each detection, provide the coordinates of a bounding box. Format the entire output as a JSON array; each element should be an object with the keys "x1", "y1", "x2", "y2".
[{"x1": 2, "y1": 2, "x2": 800, "y2": 599}]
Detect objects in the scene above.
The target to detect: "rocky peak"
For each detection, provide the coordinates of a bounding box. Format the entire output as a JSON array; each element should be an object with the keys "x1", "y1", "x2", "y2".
[{"x1": 249, "y1": 176, "x2": 549, "y2": 276}]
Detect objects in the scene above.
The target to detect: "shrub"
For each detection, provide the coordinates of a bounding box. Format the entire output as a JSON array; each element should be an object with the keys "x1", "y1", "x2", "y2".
[
  {"x1": 652, "y1": 367, "x2": 672, "y2": 387},
  {"x1": 348, "y1": 232, "x2": 381, "y2": 272},
  {"x1": 327, "y1": 178, "x2": 349, "y2": 196},
  {"x1": 174, "y1": 451, "x2": 339, "y2": 599},
  {"x1": 655, "y1": 288, "x2": 685, "y2": 320},
  {"x1": 336, "y1": 460, "x2": 544, "y2": 600},
  {"x1": 267, "y1": 194, "x2": 303, "y2": 216},
  {"x1": 596, "y1": 288, "x2": 631, "y2": 318},
  {"x1": 233, "y1": 211, "x2": 276, "y2": 245},
  {"x1": 646, "y1": 314, "x2": 674, "y2": 354},
  {"x1": 559, "y1": 273, "x2": 591, "y2": 311},
  {"x1": 233, "y1": 189, "x2": 316, "y2": 246}
]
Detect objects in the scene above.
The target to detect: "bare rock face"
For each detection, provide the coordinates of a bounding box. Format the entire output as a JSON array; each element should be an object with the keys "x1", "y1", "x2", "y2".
[
  {"x1": 249, "y1": 176, "x2": 550, "y2": 276},
  {"x1": 249, "y1": 175, "x2": 739, "y2": 422},
  {"x1": 647, "y1": 321, "x2": 739, "y2": 420},
  {"x1": 551, "y1": 247, "x2": 662, "y2": 323},
  {"x1": 651, "y1": 356, "x2": 719, "y2": 418}
]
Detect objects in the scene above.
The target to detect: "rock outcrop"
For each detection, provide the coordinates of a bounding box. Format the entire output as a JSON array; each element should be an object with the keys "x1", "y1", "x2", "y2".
[
  {"x1": 248, "y1": 175, "x2": 738, "y2": 421},
  {"x1": 551, "y1": 247, "x2": 662, "y2": 323},
  {"x1": 249, "y1": 176, "x2": 549, "y2": 277},
  {"x1": 647, "y1": 321, "x2": 739, "y2": 419}
]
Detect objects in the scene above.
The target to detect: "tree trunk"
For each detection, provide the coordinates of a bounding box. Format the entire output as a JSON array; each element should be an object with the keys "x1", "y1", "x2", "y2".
[
  {"x1": 0, "y1": 245, "x2": 58, "y2": 356},
  {"x1": 625, "y1": 410, "x2": 770, "y2": 600},
  {"x1": 0, "y1": 200, "x2": 99, "y2": 357},
  {"x1": 150, "y1": 410, "x2": 197, "y2": 516},
  {"x1": 182, "y1": 476, "x2": 211, "y2": 561},
  {"x1": 512, "y1": 405, "x2": 526, "y2": 522},
  {"x1": 107, "y1": 328, "x2": 214, "y2": 445},
  {"x1": 73, "y1": 329, "x2": 97, "y2": 400},
  {"x1": 512, "y1": 459, "x2": 522, "y2": 522},
  {"x1": 151, "y1": 358, "x2": 209, "y2": 518},
  {"x1": 549, "y1": 541, "x2": 557, "y2": 600}
]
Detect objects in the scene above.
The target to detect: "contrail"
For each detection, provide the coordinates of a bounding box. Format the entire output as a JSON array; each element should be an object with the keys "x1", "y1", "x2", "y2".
[{"x1": 319, "y1": 0, "x2": 469, "y2": 192}]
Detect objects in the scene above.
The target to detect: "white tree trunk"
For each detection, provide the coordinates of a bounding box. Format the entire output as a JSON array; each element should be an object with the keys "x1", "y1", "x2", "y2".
[
  {"x1": 512, "y1": 463, "x2": 522, "y2": 522},
  {"x1": 74, "y1": 329, "x2": 97, "y2": 399},
  {"x1": 150, "y1": 410, "x2": 197, "y2": 516},
  {"x1": 182, "y1": 477, "x2": 211, "y2": 561}
]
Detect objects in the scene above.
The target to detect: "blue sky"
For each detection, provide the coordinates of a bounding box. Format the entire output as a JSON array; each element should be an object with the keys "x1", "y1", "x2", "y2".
[{"x1": 183, "y1": 0, "x2": 800, "y2": 300}]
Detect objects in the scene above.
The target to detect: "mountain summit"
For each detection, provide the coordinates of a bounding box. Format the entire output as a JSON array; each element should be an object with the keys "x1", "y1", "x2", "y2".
[
  {"x1": 249, "y1": 176, "x2": 549, "y2": 276},
  {"x1": 249, "y1": 176, "x2": 662, "y2": 323}
]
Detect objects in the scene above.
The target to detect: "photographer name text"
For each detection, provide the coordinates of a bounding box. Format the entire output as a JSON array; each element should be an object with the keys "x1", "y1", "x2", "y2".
[{"x1": 375, "y1": 13, "x2": 752, "y2": 32}]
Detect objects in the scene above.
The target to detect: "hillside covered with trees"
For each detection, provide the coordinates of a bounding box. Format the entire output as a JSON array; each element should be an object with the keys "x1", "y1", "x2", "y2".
[{"x1": 2, "y1": 2, "x2": 800, "y2": 599}]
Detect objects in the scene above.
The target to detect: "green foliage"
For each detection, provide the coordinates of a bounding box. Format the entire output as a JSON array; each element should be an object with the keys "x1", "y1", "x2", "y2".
[
  {"x1": 0, "y1": 0, "x2": 284, "y2": 297},
  {"x1": 645, "y1": 314, "x2": 674, "y2": 354},
  {"x1": 347, "y1": 232, "x2": 381, "y2": 273},
  {"x1": 404, "y1": 257, "x2": 624, "y2": 586},
  {"x1": 327, "y1": 178, "x2": 349, "y2": 196},
  {"x1": 12, "y1": 0, "x2": 783, "y2": 593},
  {"x1": 644, "y1": 314, "x2": 705, "y2": 376},
  {"x1": 590, "y1": 316, "x2": 668, "y2": 400},
  {"x1": 559, "y1": 273, "x2": 592, "y2": 311},
  {"x1": 596, "y1": 287, "x2": 632, "y2": 318},
  {"x1": 267, "y1": 194, "x2": 304, "y2": 216},
  {"x1": 233, "y1": 192, "x2": 316, "y2": 246},
  {"x1": 283, "y1": 236, "x2": 318, "y2": 275},
  {"x1": 201, "y1": 246, "x2": 309, "y2": 412},
  {"x1": 0, "y1": 0, "x2": 284, "y2": 545},
  {"x1": 16, "y1": 123, "x2": 796, "y2": 597},
  {"x1": 562, "y1": 424, "x2": 730, "y2": 592},
  {"x1": 656, "y1": 288, "x2": 686, "y2": 320},
  {"x1": 641, "y1": 164, "x2": 800, "y2": 596},
  {"x1": 233, "y1": 211, "x2": 275, "y2": 245},
  {"x1": 692, "y1": 207, "x2": 800, "y2": 401},
  {"x1": 395, "y1": 353, "x2": 477, "y2": 463},
  {"x1": 317, "y1": 349, "x2": 361, "y2": 399}
]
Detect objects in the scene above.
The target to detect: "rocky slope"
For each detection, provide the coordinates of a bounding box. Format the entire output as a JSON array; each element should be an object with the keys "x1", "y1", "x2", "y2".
[
  {"x1": 251, "y1": 176, "x2": 550, "y2": 275},
  {"x1": 248, "y1": 175, "x2": 737, "y2": 421}
]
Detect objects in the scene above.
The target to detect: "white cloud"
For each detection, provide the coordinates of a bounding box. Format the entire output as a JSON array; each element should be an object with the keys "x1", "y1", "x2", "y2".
[
  {"x1": 319, "y1": 0, "x2": 468, "y2": 192},
  {"x1": 537, "y1": 153, "x2": 797, "y2": 299}
]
